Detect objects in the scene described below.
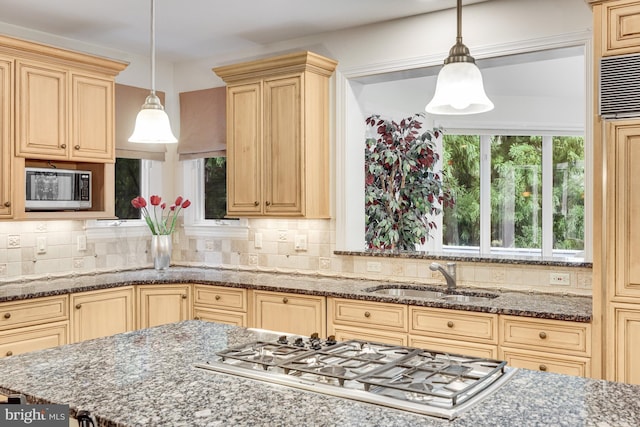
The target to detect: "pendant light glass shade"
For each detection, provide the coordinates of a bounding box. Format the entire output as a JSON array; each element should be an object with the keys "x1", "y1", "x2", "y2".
[
  {"x1": 129, "y1": 0, "x2": 177, "y2": 144},
  {"x1": 425, "y1": 0, "x2": 493, "y2": 116}
]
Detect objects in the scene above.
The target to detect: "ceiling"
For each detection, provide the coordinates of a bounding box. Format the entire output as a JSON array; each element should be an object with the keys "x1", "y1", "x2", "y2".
[{"x1": 0, "y1": 0, "x2": 488, "y2": 62}]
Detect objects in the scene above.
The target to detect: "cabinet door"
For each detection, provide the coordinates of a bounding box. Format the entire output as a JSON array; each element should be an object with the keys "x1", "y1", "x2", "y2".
[
  {"x1": 253, "y1": 291, "x2": 326, "y2": 337},
  {"x1": 227, "y1": 82, "x2": 262, "y2": 215},
  {"x1": 611, "y1": 122, "x2": 640, "y2": 299},
  {"x1": 0, "y1": 321, "x2": 68, "y2": 358},
  {"x1": 71, "y1": 287, "x2": 134, "y2": 343},
  {"x1": 16, "y1": 61, "x2": 67, "y2": 159},
  {"x1": 263, "y1": 75, "x2": 303, "y2": 215},
  {"x1": 599, "y1": 0, "x2": 640, "y2": 56},
  {"x1": 70, "y1": 73, "x2": 114, "y2": 162},
  {"x1": 0, "y1": 58, "x2": 11, "y2": 217},
  {"x1": 137, "y1": 285, "x2": 191, "y2": 329},
  {"x1": 611, "y1": 304, "x2": 640, "y2": 384}
]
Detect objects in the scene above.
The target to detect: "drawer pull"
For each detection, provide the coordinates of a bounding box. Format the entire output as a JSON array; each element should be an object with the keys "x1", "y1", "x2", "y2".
[
  {"x1": 364, "y1": 311, "x2": 371, "y2": 318},
  {"x1": 181, "y1": 294, "x2": 187, "y2": 299},
  {"x1": 3, "y1": 201, "x2": 10, "y2": 207},
  {"x1": 539, "y1": 331, "x2": 547, "y2": 339},
  {"x1": 539, "y1": 364, "x2": 548, "y2": 372},
  {"x1": 5, "y1": 351, "x2": 12, "y2": 357},
  {"x1": 60, "y1": 144, "x2": 66, "y2": 149},
  {"x1": 266, "y1": 201, "x2": 271, "y2": 206},
  {"x1": 3, "y1": 313, "x2": 10, "y2": 319},
  {"x1": 282, "y1": 297, "x2": 288, "y2": 304},
  {"x1": 194, "y1": 316, "x2": 201, "y2": 320},
  {"x1": 215, "y1": 295, "x2": 221, "y2": 301},
  {"x1": 74, "y1": 145, "x2": 81, "y2": 150},
  {"x1": 254, "y1": 201, "x2": 259, "y2": 206},
  {"x1": 447, "y1": 321, "x2": 454, "y2": 328},
  {"x1": 75, "y1": 304, "x2": 82, "y2": 309}
]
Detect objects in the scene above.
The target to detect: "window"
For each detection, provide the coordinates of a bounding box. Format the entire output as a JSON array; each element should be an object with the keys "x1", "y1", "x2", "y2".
[
  {"x1": 442, "y1": 134, "x2": 585, "y2": 258},
  {"x1": 203, "y1": 157, "x2": 227, "y2": 220},
  {"x1": 114, "y1": 158, "x2": 141, "y2": 219}
]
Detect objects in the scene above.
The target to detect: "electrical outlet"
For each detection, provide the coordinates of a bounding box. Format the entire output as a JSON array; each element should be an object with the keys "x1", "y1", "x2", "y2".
[
  {"x1": 366, "y1": 261, "x2": 382, "y2": 273},
  {"x1": 36, "y1": 236, "x2": 47, "y2": 254},
  {"x1": 77, "y1": 235, "x2": 87, "y2": 251},
  {"x1": 294, "y1": 235, "x2": 307, "y2": 251},
  {"x1": 254, "y1": 233, "x2": 263, "y2": 249},
  {"x1": 550, "y1": 272, "x2": 571, "y2": 286}
]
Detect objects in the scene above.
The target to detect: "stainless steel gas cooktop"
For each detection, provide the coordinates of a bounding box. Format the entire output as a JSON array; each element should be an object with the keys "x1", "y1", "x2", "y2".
[{"x1": 194, "y1": 332, "x2": 517, "y2": 420}]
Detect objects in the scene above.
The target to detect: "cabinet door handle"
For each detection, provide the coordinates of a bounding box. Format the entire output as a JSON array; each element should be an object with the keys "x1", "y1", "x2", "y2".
[
  {"x1": 282, "y1": 297, "x2": 288, "y2": 304},
  {"x1": 254, "y1": 201, "x2": 259, "y2": 206},
  {"x1": 194, "y1": 316, "x2": 201, "y2": 320},
  {"x1": 181, "y1": 294, "x2": 187, "y2": 299},
  {"x1": 539, "y1": 331, "x2": 547, "y2": 339},
  {"x1": 215, "y1": 295, "x2": 221, "y2": 301},
  {"x1": 74, "y1": 145, "x2": 81, "y2": 150},
  {"x1": 75, "y1": 304, "x2": 82, "y2": 309},
  {"x1": 5, "y1": 351, "x2": 12, "y2": 357},
  {"x1": 265, "y1": 201, "x2": 271, "y2": 206},
  {"x1": 364, "y1": 311, "x2": 371, "y2": 318},
  {"x1": 60, "y1": 144, "x2": 66, "y2": 149},
  {"x1": 447, "y1": 321, "x2": 454, "y2": 328},
  {"x1": 539, "y1": 364, "x2": 548, "y2": 372},
  {"x1": 3, "y1": 313, "x2": 10, "y2": 319},
  {"x1": 3, "y1": 201, "x2": 10, "y2": 207}
]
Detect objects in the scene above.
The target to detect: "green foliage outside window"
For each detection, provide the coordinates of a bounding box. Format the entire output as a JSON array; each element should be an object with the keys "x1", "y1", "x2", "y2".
[
  {"x1": 115, "y1": 158, "x2": 140, "y2": 220},
  {"x1": 204, "y1": 157, "x2": 227, "y2": 220}
]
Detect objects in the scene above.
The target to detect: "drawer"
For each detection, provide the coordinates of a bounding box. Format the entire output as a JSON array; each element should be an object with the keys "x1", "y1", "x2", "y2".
[
  {"x1": 194, "y1": 285, "x2": 247, "y2": 312},
  {"x1": 500, "y1": 347, "x2": 590, "y2": 377},
  {"x1": 410, "y1": 307, "x2": 498, "y2": 344},
  {"x1": 194, "y1": 306, "x2": 247, "y2": 327},
  {"x1": 500, "y1": 316, "x2": 590, "y2": 356},
  {"x1": 0, "y1": 321, "x2": 68, "y2": 358},
  {"x1": 329, "y1": 298, "x2": 407, "y2": 332},
  {"x1": 0, "y1": 295, "x2": 69, "y2": 331},
  {"x1": 409, "y1": 335, "x2": 498, "y2": 359},
  {"x1": 601, "y1": 0, "x2": 640, "y2": 56},
  {"x1": 330, "y1": 325, "x2": 407, "y2": 346}
]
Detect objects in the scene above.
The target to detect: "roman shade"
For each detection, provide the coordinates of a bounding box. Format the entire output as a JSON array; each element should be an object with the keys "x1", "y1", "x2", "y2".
[
  {"x1": 115, "y1": 83, "x2": 168, "y2": 161},
  {"x1": 177, "y1": 86, "x2": 226, "y2": 161}
]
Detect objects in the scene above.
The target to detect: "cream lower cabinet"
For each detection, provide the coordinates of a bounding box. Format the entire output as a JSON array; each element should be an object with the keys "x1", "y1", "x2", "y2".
[
  {"x1": 193, "y1": 285, "x2": 248, "y2": 327},
  {"x1": 409, "y1": 307, "x2": 498, "y2": 358},
  {"x1": 610, "y1": 303, "x2": 640, "y2": 384},
  {"x1": 328, "y1": 298, "x2": 407, "y2": 345},
  {"x1": 252, "y1": 290, "x2": 326, "y2": 337},
  {"x1": 499, "y1": 315, "x2": 591, "y2": 377},
  {"x1": 70, "y1": 287, "x2": 134, "y2": 343},
  {"x1": 137, "y1": 284, "x2": 191, "y2": 329},
  {"x1": 0, "y1": 295, "x2": 69, "y2": 358}
]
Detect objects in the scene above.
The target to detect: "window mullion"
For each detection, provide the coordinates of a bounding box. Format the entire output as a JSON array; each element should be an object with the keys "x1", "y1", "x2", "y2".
[
  {"x1": 480, "y1": 135, "x2": 491, "y2": 255},
  {"x1": 542, "y1": 135, "x2": 553, "y2": 257}
]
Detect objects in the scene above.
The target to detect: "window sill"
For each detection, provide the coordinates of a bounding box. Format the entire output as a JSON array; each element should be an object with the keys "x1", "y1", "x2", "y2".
[
  {"x1": 184, "y1": 221, "x2": 249, "y2": 239},
  {"x1": 85, "y1": 220, "x2": 151, "y2": 240}
]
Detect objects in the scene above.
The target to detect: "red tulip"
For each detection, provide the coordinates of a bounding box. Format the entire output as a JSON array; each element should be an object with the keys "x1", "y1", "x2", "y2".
[
  {"x1": 138, "y1": 196, "x2": 147, "y2": 208},
  {"x1": 150, "y1": 195, "x2": 161, "y2": 206},
  {"x1": 161, "y1": 203, "x2": 166, "y2": 210},
  {"x1": 181, "y1": 200, "x2": 191, "y2": 209},
  {"x1": 131, "y1": 198, "x2": 140, "y2": 209},
  {"x1": 131, "y1": 196, "x2": 147, "y2": 208},
  {"x1": 170, "y1": 205, "x2": 176, "y2": 211},
  {"x1": 175, "y1": 196, "x2": 183, "y2": 206}
]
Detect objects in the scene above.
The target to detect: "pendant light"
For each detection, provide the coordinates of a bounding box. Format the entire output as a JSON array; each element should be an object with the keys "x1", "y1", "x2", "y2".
[
  {"x1": 425, "y1": 0, "x2": 493, "y2": 115},
  {"x1": 129, "y1": 0, "x2": 178, "y2": 143}
]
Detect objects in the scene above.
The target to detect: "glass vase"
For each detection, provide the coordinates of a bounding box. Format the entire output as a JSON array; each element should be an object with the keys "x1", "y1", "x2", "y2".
[{"x1": 151, "y1": 234, "x2": 172, "y2": 270}]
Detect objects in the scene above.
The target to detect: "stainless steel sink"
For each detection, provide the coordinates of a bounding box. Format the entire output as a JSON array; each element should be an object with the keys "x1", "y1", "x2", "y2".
[{"x1": 365, "y1": 285, "x2": 498, "y2": 303}]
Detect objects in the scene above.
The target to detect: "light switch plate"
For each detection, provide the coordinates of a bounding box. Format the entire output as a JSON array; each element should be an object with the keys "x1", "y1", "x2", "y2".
[{"x1": 37, "y1": 236, "x2": 47, "y2": 254}]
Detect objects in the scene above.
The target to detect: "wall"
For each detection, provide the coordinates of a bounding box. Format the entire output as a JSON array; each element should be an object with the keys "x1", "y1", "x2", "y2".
[{"x1": 0, "y1": 0, "x2": 593, "y2": 295}]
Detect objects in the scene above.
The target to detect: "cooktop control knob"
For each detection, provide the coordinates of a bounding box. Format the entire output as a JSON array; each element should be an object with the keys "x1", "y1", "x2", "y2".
[
  {"x1": 326, "y1": 335, "x2": 337, "y2": 346},
  {"x1": 277, "y1": 335, "x2": 288, "y2": 345},
  {"x1": 294, "y1": 337, "x2": 304, "y2": 347}
]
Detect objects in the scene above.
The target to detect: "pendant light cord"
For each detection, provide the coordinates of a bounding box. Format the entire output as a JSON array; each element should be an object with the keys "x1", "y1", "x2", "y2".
[
  {"x1": 150, "y1": 0, "x2": 156, "y2": 96},
  {"x1": 456, "y1": 0, "x2": 462, "y2": 43}
]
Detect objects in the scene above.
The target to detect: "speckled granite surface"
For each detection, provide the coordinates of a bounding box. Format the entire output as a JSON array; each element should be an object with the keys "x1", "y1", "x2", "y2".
[
  {"x1": 0, "y1": 321, "x2": 636, "y2": 427},
  {"x1": 0, "y1": 267, "x2": 592, "y2": 321},
  {"x1": 334, "y1": 250, "x2": 592, "y2": 268}
]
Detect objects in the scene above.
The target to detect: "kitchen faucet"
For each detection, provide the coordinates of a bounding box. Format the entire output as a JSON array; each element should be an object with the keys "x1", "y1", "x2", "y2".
[{"x1": 429, "y1": 262, "x2": 457, "y2": 291}]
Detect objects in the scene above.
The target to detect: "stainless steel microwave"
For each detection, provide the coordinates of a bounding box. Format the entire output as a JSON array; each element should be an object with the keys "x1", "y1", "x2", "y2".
[{"x1": 25, "y1": 167, "x2": 92, "y2": 211}]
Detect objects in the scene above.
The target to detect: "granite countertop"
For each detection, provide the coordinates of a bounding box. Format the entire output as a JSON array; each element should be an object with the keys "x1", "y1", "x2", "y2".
[
  {"x1": 0, "y1": 267, "x2": 592, "y2": 322},
  {"x1": 0, "y1": 321, "x2": 637, "y2": 427}
]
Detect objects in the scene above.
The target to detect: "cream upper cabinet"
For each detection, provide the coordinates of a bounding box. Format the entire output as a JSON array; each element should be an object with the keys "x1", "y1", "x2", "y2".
[
  {"x1": 137, "y1": 284, "x2": 191, "y2": 329},
  {"x1": 15, "y1": 60, "x2": 115, "y2": 162},
  {"x1": 252, "y1": 290, "x2": 326, "y2": 337},
  {"x1": 0, "y1": 57, "x2": 11, "y2": 217},
  {"x1": 70, "y1": 287, "x2": 134, "y2": 343},
  {"x1": 594, "y1": 0, "x2": 640, "y2": 56},
  {"x1": 214, "y1": 51, "x2": 337, "y2": 218}
]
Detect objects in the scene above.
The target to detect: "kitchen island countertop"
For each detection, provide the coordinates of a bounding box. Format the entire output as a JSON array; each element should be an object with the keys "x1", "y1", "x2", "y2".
[{"x1": 0, "y1": 321, "x2": 637, "y2": 427}]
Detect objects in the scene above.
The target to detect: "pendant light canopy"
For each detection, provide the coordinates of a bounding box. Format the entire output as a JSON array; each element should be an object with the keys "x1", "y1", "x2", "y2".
[
  {"x1": 129, "y1": 0, "x2": 177, "y2": 143},
  {"x1": 425, "y1": 0, "x2": 493, "y2": 116}
]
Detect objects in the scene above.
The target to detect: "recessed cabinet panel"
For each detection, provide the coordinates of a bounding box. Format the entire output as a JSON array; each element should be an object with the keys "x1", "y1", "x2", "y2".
[
  {"x1": 0, "y1": 295, "x2": 68, "y2": 331},
  {"x1": 612, "y1": 304, "x2": 640, "y2": 384},
  {"x1": 71, "y1": 287, "x2": 134, "y2": 343},
  {"x1": 253, "y1": 291, "x2": 326, "y2": 337},
  {"x1": 16, "y1": 61, "x2": 67, "y2": 159},
  {"x1": 500, "y1": 347, "x2": 590, "y2": 377},
  {"x1": 0, "y1": 321, "x2": 68, "y2": 358},
  {"x1": 603, "y1": 0, "x2": 640, "y2": 55}
]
